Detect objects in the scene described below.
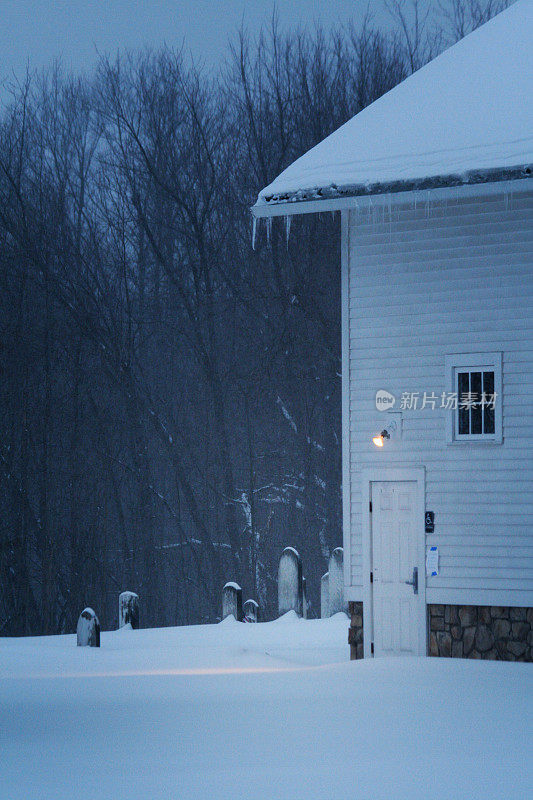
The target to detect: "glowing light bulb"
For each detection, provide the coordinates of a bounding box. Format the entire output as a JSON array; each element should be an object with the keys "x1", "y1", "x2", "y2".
[{"x1": 372, "y1": 429, "x2": 390, "y2": 447}]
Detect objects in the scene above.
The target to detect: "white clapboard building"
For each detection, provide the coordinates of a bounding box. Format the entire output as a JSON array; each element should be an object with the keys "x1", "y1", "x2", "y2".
[{"x1": 252, "y1": 2, "x2": 532, "y2": 660}]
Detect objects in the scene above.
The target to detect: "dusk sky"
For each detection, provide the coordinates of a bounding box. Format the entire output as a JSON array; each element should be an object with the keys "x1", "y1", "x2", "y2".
[{"x1": 0, "y1": 1, "x2": 392, "y2": 92}]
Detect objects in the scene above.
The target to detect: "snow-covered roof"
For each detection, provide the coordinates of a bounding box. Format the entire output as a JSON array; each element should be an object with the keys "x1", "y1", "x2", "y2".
[{"x1": 253, "y1": 0, "x2": 532, "y2": 216}]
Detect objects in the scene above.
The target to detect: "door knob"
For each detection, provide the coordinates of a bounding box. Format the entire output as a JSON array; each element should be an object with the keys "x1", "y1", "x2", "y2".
[{"x1": 405, "y1": 567, "x2": 418, "y2": 594}]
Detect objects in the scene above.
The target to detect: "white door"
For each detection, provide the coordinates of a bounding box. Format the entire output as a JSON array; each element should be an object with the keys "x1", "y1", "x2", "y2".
[{"x1": 371, "y1": 481, "x2": 425, "y2": 656}]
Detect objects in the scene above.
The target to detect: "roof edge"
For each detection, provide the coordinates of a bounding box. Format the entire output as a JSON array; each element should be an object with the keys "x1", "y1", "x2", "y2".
[{"x1": 252, "y1": 165, "x2": 532, "y2": 218}]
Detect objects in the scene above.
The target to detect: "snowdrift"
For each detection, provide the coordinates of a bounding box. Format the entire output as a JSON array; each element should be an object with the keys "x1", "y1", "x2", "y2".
[{"x1": 1, "y1": 614, "x2": 531, "y2": 799}]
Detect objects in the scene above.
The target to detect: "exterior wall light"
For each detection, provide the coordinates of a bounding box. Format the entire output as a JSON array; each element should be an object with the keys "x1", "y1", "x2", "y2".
[
  {"x1": 372, "y1": 430, "x2": 390, "y2": 447},
  {"x1": 372, "y1": 416, "x2": 401, "y2": 447}
]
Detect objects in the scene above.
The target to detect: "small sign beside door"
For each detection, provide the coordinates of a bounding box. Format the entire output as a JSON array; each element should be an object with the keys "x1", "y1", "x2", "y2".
[
  {"x1": 425, "y1": 511, "x2": 435, "y2": 533},
  {"x1": 426, "y1": 546, "x2": 439, "y2": 577}
]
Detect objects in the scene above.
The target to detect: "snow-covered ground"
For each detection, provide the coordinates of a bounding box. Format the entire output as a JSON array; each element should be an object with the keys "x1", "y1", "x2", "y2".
[{"x1": 1, "y1": 613, "x2": 531, "y2": 799}]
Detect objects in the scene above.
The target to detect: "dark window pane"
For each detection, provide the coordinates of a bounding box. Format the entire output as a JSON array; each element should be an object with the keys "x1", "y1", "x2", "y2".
[
  {"x1": 483, "y1": 371, "x2": 495, "y2": 434},
  {"x1": 458, "y1": 372, "x2": 470, "y2": 435},
  {"x1": 471, "y1": 372, "x2": 482, "y2": 434}
]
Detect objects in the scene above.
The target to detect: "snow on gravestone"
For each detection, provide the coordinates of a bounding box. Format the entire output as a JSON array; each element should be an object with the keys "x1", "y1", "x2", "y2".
[
  {"x1": 278, "y1": 547, "x2": 303, "y2": 617},
  {"x1": 119, "y1": 591, "x2": 139, "y2": 629},
  {"x1": 76, "y1": 608, "x2": 100, "y2": 647},
  {"x1": 222, "y1": 582, "x2": 243, "y2": 621},
  {"x1": 321, "y1": 572, "x2": 330, "y2": 619},
  {"x1": 302, "y1": 577, "x2": 308, "y2": 619},
  {"x1": 328, "y1": 548, "x2": 347, "y2": 615},
  {"x1": 243, "y1": 599, "x2": 259, "y2": 623}
]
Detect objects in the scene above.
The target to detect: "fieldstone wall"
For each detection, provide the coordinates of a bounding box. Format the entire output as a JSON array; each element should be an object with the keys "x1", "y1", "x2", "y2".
[
  {"x1": 348, "y1": 601, "x2": 364, "y2": 660},
  {"x1": 429, "y1": 605, "x2": 532, "y2": 662}
]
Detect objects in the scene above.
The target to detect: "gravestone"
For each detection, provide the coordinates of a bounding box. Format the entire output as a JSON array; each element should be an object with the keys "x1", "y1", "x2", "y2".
[
  {"x1": 328, "y1": 547, "x2": 347, "y2": 615},
  {"x1": 77, "y1": 608, "x2": 100, "y2": 647},
  {"x1": 222, "y1": 582, "x2": 243, "y2": 621},
  {"x1": 119, "y1": 591, "x2": 139, "y2": 629},
  {"x1": 321, "y1": 572, "x2": 330, "y2": 619},
  {"x1": 302, "y1": 577, "x2": 308, "y2": 619},
  {"x1": 243, "y1": 599, "x2": 259, "y2": 623},
  {"x1": 278, "y1": 547, "x2": 303, "y2": 616}
]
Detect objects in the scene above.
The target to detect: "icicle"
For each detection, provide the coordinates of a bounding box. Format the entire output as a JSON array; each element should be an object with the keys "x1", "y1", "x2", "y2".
[
  {"x1": 251, "y1": 216, "x2": 257, "y2": 251},
  {"x1": 266, "y1": 216, "x2": 272, "y2": 245},
  {"x1": 285, "y1": 214, "x2": 292, "y2": 247},
  {"x1": 330, "y1": 210, "x2": 336, "y2": 221}
]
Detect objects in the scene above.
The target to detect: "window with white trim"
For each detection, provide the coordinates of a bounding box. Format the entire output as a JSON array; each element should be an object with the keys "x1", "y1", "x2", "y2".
[{"x1": 445, "y1": 353, "x2": 502, "y2": 443}]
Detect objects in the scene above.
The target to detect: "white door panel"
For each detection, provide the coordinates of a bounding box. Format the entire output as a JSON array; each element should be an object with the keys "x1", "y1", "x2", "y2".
[{"x1": 372, "y1": 481, "x2": 423, "y2": 657}]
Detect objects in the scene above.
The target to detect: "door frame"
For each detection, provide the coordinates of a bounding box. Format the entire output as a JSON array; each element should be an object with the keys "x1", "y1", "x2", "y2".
[{"x1": 361, "y1": 467, "x2": 427, "y2": 657}]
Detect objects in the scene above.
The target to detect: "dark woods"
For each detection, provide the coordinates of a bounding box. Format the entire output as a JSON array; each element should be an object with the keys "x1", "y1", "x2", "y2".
[{"x1": 0, "y1": 2, "x2": 507, "y2": 635}]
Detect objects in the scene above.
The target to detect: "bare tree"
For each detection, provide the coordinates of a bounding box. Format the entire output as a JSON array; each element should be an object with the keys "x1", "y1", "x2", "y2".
[
  {"x1": 3, "y1": 6, "x2": 470, "y2": 633},
  {"x1": 438, "y1": 0, "x2": 511, "y2": 41}
]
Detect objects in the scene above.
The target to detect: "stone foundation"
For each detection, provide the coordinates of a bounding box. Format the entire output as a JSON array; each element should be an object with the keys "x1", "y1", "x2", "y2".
[
  {"x1": 429, "y1": 605, "x2": 533, "y2": 662},
  {"x1": 348, "y1": 602, "x2": 532, "y2": 661},
  {"x1": 348, "y1": 601, "x2": 364, "y2": 659}
]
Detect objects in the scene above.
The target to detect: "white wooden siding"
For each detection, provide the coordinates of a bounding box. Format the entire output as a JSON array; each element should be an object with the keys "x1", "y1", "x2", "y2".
[{"x1": 344, "y1": 185, "x2": 533, "y2": 606}]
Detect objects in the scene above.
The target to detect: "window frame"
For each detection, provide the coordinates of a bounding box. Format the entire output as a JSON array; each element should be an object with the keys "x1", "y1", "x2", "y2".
[{"x1": 445, "y1": 352, "x2": 503, "y2": 444}]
